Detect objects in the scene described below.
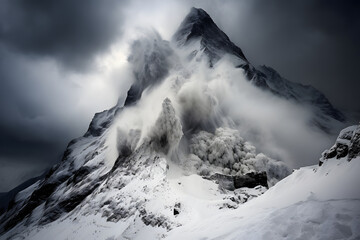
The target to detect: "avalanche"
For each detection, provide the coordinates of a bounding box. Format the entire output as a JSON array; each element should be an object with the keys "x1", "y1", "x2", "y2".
[
  {"x1": 0, "y1": 7, "x2": 357, "y2": 240},
  {"x1": 2, "y1": 126, "x2": 359, "y2": 240}
]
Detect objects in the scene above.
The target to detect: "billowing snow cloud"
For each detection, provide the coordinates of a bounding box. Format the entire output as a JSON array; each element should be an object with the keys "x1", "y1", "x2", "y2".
[{"x1": 149, "y1": 98, "x2": 183, "y2": 154}]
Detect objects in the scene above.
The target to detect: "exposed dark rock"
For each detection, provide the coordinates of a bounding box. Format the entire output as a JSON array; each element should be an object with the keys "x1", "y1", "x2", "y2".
[
  {"x1": 258, "y1": 66, "x2": 345, "y2": 123},
  {"x1": 323, "y1": 146, "x2": 337, "y2": 161},
  {"x1": 107, "y1": 207, "x2": 130, "y2": 222},
  {"x1": 349, "y1": 127, "x2": 360, "y2": 160},
  {"x1": 173, "y1": 7, "x2": 247, "y2": 64},
  {"x1": 207, "y1": 172, "x2": 268, "y2": 191},
  {"x1": 0, "y1": 172, "x2": 45, "y2": 213},
  {"x1": 173, "y1": 202, "x2": 181, "y2": 216},
  {"x1": 70, "y1": 166, "x2": 91, "y2": 185},
  {"x1": 219, "y1": 202, "x2": 238, "y2": 210},
  {"x1": 3, "y1": 181, "x2": 61, "y2": 231},
  {"x1": 111, "y1": 145, "x2": 133, "y2": 172},
  {"x1": 236, "y1": 63, "x2": 255, "y2": 80},
  {"x1": 84, "y1": 106, "x2": 119, "y2": 137},
  {"x1": 140, "y1": 208, "x2": 172, "y2": 230},
  {"x1": 208, "y1": 173, "x2": 235, "y2": 191},
  {"x1": 336, "y1": 144, "x2": 349, "y2": 159},
  {"x1": 234, "y1": 172, "x2": 268, "y2": 189},
  {"x1": 40, "y1": 174, "x2": 108, "y2": 225},
  {"x1": 320, "y1": 125, "x2": 360, "y2": 165}
]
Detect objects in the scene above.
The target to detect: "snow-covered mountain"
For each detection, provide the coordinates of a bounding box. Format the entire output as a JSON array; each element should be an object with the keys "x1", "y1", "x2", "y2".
[
  {"x1": 173, "y1": 7, "x2": 345, "y2": 131},
  {"x1": 1, "y1": 7, "x2": 357, "y2": 240}
]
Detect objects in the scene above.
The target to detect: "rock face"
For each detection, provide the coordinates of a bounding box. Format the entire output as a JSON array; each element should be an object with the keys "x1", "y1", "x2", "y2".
[
  {"x1": 173, "y1": 7, "x2": 247, "y2": 65},
  {"x1": 208, "y1": 172, "x2": 268, "y2": 191},
  {"x1": 0, "y1": 173, "x2": 44, "y2": 215},
  {"x1": 319, "y1": 124, "x2": 360, "y2": 165},
  {"x1": 349, "y1": 125, "x2": 360, "y2": 159},
  {"x1": 234, "y1": 172, "x2": 268, "y2": 189}
]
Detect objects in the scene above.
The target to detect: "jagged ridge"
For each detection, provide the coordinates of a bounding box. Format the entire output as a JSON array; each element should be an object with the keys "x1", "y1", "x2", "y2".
[{"x1": 173, "y1": 7, "x2": 248, "y2": 64}]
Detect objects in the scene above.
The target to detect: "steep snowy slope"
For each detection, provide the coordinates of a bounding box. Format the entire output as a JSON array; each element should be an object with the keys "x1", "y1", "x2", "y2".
[
  {"x1": 167, "y1": 124, "x2": 360, "y2": 240},
  {"x1": 1, "y1": 123, "x2": 358, "y2": 240},
  {"x1": 0, "y1": 98, "x2": 287, "y2": 239},
  {"x1": 173, "y1": 7, "x2": 248, "y2": 65},
  {"x1": 0, "y1": 7, "x2": 352, "y2": 240}
]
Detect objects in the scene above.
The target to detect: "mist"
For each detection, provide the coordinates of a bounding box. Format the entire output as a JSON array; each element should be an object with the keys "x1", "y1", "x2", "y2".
[{"x1": 104, "y1": 32, "x2": 334, "y2": 172}]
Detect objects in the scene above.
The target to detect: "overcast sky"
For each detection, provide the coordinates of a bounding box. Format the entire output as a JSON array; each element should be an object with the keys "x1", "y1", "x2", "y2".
[{"x1": 0, "y1": 0, "x2": 359, "y2": 192}]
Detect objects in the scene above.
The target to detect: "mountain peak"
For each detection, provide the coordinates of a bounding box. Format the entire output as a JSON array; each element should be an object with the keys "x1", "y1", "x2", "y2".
[
  {"x1": 172, "y1": 7, "x2": 216, "y2": 44},
  {"x1": 173, "y1": 7, "x2": 248, "y2": 63},
  {"x1": 188, "y1": 7, "x2": 211, "y2": 19}
]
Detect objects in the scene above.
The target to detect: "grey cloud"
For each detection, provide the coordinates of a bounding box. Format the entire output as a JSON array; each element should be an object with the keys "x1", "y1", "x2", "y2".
[
  {"x1": 0, "y1": 41, "x2": 125, "y2": 191},
  {"x1": 0, "y1": 0, "x2": 126, "y2": 71},
  {"x1": 198, "y1": 0, "x2": 360, "y2": 112},
  {"x1": 150, "y1": 98, "x2": 183, "y2": 154},
  {"x1": 0, "y1": 0, "x2": 132, "y2": 192}
]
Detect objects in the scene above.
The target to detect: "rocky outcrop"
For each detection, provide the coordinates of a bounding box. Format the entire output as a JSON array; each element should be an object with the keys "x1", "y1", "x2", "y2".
[
  {"x1": 173, "y1": 7, "x2": 247, "y2": 65},
  {"x1": 207, "y1": 172, "x2": 268, "y2": 191},
  {"x1": 150, "y1": 98, "x2": 183, "y2": 154},
  {"x1": 348, "y1": 125, "x2": 360, "y2": 159},
  {"x1": 234, "y1": 172, "x2": 268, "y2": 189},
  {"x1": 319, "y1": 124, "x2": 360, "y2": 165}
]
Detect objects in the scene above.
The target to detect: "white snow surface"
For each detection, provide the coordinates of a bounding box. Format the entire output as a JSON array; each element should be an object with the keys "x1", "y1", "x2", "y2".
[
  {"x1": 2, "y1": 156, "x2": 359, "y2": 240},
  {"x1": 167, "y1": 158, "x2": 360, "y2": 240}
]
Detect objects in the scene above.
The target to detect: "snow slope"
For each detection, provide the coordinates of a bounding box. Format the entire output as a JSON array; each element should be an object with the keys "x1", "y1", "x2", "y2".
[
  {"x1": 2, "y1": 140, "x2": 359, "y2": 240},
  {"x1": 167, "y1": 157, "x2": 360, "y2": 240},
  {"x1": 167, "y1": 124, "x2": 360, "y2": 240}
]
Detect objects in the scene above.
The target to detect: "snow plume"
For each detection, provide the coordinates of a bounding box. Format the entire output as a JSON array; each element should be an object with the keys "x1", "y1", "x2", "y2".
[
  {"x1": 116, "y1": 128, "x2": 141, "y2": 158},
  {"x1": 125, "y1": 31, "x2": 177, "y2": 105},
  {"x1": 189, "y1": 128, "x2": 257, "y2": 173},
  {"x1": 149, "y1": 98, "x2": 183, "y2": 154},
  {"x1": 128, "y1": 31, "x2": 174, "y2": 85},
  {"x1": 189, "y1": 127, "x2": 289, "y2": 185},
  {"x1": 177, "y1": 79, "x2": 222, "y2": 135},
  {"x1": 178, "y1": 57, "x2": 334, "y2": 168},
  {"x1": 107, "y1": 29, "x2": 334, "y2": 172}
]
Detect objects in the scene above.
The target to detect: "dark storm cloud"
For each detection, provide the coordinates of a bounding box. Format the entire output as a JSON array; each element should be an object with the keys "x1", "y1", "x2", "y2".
[
  {"x1": 0, "y1": 0, "x2": 129, "y2": 191},
  {"x1": 0, "y1": 46, "x2": 74, "y2": 191},
  {"x1": 0, "y1": 0, "x2": 126, "y2": 71},
  {"x1": 201, "y1": 0, "x2": 360, "y2": 112},
  {"x1": 0, "y1": 125, "x2": 62, "y2": 183}
]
